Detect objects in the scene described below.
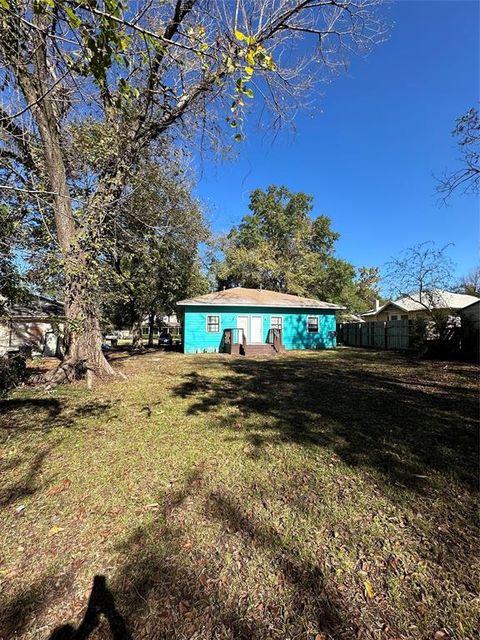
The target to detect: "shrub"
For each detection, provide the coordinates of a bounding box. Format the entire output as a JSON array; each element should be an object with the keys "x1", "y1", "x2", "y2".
[{"x1": 0, "y1": 351, "x2": 27, "y2": 396}]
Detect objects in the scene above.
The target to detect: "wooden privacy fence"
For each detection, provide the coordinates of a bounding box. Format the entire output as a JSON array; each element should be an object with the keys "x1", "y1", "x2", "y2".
[
  {"x1": 338, "y1": 318, "x2": 479, "y2": 359},
  {"x1": 337, "y1": 320, "x2": 411, "y2": 350}
]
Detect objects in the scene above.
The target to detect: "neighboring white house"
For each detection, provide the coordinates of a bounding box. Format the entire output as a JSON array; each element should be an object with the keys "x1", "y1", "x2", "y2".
[
  {"x1": 360, "y1": 290, "x2": 480, "y2": 322},
  {"x1": 0, "y1": 295, "x2": 64, "y2": 357},
  {"x1": 139, "y1": 314, "x2": 181, "y2": 338}
]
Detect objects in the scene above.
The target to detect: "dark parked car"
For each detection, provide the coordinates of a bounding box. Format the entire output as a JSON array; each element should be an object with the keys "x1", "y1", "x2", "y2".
[{"x1": 158, "y1": 331, "x2": 173, "y2": 347}]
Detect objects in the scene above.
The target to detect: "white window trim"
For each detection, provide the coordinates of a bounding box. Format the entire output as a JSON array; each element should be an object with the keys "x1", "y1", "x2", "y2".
[
  {"x1": 270, "y1": 316, "x2": 283, "y2": 330},
  {"x1": 206, "y1": 314, "x2": 221, "y2": 333},
  {"x1": 307, "y1": 315, "x2": 319, "y2": 333}
]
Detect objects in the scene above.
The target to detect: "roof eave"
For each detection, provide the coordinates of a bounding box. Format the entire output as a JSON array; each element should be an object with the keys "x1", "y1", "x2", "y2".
[
  {"x1": 360, "y1": 300, "x2": 410, "y2": 316},
  {"x1": 177, "y1": 301, "x2": 344, "y2": 310},
  {"x1": 460, "y1": 299, "x2": 480, "y2": 311}
]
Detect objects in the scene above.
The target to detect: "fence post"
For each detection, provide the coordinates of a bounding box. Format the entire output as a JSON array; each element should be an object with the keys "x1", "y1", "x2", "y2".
[{"x1": 384, "y1": 321, "x2": 388, "y2": 350}]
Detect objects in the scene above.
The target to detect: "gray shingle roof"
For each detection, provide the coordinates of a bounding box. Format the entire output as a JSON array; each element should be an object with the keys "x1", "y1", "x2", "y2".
[
  {"x1": 361, "y1": 290, "x2": 480, "y2": 317},
  {"x1": 1, "y1": 295, "x2": 64, "y2": 319}
]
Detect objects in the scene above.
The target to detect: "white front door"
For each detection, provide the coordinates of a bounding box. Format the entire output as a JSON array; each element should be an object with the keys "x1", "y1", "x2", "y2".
[
  {"x1": 237, "y1": 316, "x2": 249, "y2": 343},
  {"x1": 250, "y1": 316, "x2": 263, "y2": 343}
]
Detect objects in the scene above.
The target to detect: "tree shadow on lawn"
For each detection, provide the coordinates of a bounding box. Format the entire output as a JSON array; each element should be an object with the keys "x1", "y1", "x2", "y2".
[
  {"x1": 24, "y1": 438, "x2": 475, "y2": 640},
  {"x1": 105, "y1": 346, "x2": 179, "y2": 364},
  {"x1": 44, "y1": 469, "x2": 351, "y2": 640},
  {"x1": 0, "y1": 398, "x2": 113, "y2": 438},
  {"x1": 0, "y1": 397, "x2": 112, "y2": 508},
  {"x1": 0, "y1": 568, "x2": 78, "y2": 640},
  {"x1": 173, "y1": 351, "x2": 479, "y2": 492}
]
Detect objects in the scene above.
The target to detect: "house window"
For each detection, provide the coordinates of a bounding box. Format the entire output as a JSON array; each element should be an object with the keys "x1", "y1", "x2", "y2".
[
  {"x1": 401, "y1": 314, "x2": 408, "y2": 320},
  {"x1": 206, "y1": 315, "x2": 220, "y2": 333},
  {"x1": 271, "y1": 317, "x2": 283, "y2": 330},
  {"x1": 307, "y1": 316, "x2": 319, "y2": 333},
  {"x1": 390, "y1": 314, "x2": 398, "y2": 321}
]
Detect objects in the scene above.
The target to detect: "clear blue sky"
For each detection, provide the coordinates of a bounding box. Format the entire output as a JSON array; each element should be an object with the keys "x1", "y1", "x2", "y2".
[{"x1": 194, "y1": 0, "x2": 479, "y2": 283}]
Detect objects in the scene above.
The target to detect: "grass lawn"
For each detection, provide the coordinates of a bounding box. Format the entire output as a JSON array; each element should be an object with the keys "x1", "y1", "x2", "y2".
[{"x1": 0, "y1": 348, "x2": 478, "y2": 640}]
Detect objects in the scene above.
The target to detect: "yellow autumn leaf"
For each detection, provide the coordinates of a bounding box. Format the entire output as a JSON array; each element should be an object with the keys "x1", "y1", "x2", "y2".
[
  {"x1": 363, "y1": 578, "x2": 374, "y2": 599},
  {"x1": 245, "y1": 66, "x2": 254, "y2": 75},
  {"x1": 234, "y1": 29, "x2": 247, "y2": 41},
  {"x1": 48, "y1": 526, "x2": 65, "y2": 536}
]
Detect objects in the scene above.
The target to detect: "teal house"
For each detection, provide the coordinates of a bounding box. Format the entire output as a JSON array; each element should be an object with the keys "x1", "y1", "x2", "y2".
[{"x1": 177, "y1": 287, "x2": 343, "y2": 355}]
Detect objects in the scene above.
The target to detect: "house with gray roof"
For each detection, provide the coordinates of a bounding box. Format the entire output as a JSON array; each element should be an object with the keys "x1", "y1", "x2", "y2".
[
  {"x1": 360, "y1": 290, "x2": 479, "y2": 322},
  {"x1": 0, "y1": 295, "x2": 64, "y2": 357}
]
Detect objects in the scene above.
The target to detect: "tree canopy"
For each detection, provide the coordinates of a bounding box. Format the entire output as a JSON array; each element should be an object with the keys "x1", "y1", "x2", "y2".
[
  {"x1": 99, "y1": 144, "x2": 209, "y2": 346},
  {"x1": 0, "y1": 204, "x2": 29, "y2": 312},
  {"x1": 215, "y1": 185, "x2": 379, "y2": 312}
]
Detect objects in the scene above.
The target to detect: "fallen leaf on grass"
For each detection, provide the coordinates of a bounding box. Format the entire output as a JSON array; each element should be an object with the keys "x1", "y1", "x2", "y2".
[
  {"x1": 0, "y1": 569, "x2": 19, "y2": 579},
  {"x1": 48, "y1": 526, "x2": 65, "y2": 536},
  {"x1": 179, "y1": 601, "x2": 190, "y2": 614},
  {"x1": 71, "y1": 558, "x2": 86, "y2": 572},
  {"x1": 363, "y1": 578, "x2": 374, "y2": 599},
  {"x1": 48, "y1": 479, "x2": 72, "y2": 496}
]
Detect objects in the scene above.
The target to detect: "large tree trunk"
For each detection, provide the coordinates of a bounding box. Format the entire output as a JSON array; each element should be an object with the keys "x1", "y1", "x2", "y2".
[
  {"x1": 44, "y1": 266, "x2": 119, "y2": 388},
  {"x1": 23, "y1": 18, "x2": 120, "y2": 388},
  {"x1": 131, "y1": 313, "x2": 144, "y2": 350},
  {"x1": 147, "y1": 311, "x2": 156, "y2": 347}
]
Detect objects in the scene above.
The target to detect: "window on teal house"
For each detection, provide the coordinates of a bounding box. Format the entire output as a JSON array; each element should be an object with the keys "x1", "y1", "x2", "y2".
[
  {"x1": 271, "y1": 316, "x2": 283, "y2": 330},
  {"x1": 206, "y1": 315, "x2": 220, "y2": 332},
  {"x1": 307, "y1": 316, "x2": 319, "y2": 333}
]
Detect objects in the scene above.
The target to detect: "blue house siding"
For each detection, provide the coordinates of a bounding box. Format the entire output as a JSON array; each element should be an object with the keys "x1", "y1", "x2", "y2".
[{"x1": 181, "y1": 305, "x2": 337, "y2": 353}]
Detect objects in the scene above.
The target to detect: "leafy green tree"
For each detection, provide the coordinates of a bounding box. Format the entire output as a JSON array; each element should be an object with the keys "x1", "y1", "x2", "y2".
[
  {"x1": 20, "y1": 126, "x2": 209, "y2": 348},
  {"x1": 81, "y1": 139, "x2": 210, "y2": 347},
  {"x1": 216, "y1": 185, "x2": 354, "y2": 303},
  {"x1": 0, "y1": 204, "x2": 29, "y2": 313},
  {"x1": 102, "y1": 212, "x2": 209, "y2": 349},
  {"x1": 340, "y1": 265, "x2": 382, "y2": 315}
]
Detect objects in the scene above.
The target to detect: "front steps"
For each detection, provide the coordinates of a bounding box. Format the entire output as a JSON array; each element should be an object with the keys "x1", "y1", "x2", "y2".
[{"x1": 240, "y1": 343, "x2": 285, "y2": 357}]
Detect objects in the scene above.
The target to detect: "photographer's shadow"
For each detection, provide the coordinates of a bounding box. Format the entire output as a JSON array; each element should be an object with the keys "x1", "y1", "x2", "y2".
[{"x1": 48, "y1": 575, "x2": 131, "y2": 640}]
